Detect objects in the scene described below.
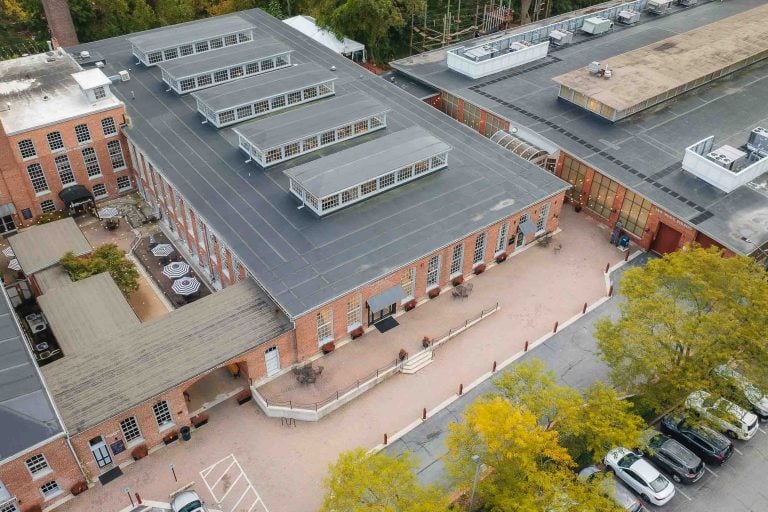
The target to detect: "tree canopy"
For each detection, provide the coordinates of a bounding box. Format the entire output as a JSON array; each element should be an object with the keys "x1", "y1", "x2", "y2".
[
  {"x1": 60, "y1": 243, "x2": 140, "y2": 296},
  {"x1": 595, "y1": 246, "x2": 768, "y2": 416},
  {"x1": 320, "y1": 448, "x2": 449, "y2": 512}
]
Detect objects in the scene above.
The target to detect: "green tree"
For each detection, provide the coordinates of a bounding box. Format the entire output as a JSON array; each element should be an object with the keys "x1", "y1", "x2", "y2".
[
  {"x1": 495, "y1": 359, "x2": 644, "y2": 465},
  {"x1": 595, "y1": 246, "x2": 768, "y2": 417},
  {"x1": 445, "y1": 397, "x2": 623, "y2": 511},
  {"x1": 321, "y1": 448, "x2": 449, "y2": 512},
  {"x1": 60, "y1": 244, "x2": 140, "y2": 295},
  {"x1": 155, "y1": 0, "x2": 196, "y2": 25}
]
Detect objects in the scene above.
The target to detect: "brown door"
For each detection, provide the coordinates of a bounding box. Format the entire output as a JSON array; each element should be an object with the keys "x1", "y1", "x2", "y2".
[{"x1": 651, "y1": 223, "x2": 682, "y2": 255}]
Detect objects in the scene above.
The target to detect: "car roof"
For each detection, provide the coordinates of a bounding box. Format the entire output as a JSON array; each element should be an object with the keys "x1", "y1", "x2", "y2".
[
  {"x1": 171, "y1": 491, "x2": 200, "y2": 508},
  {"x1": 661, "y1": 438, "x2": 700, "y2": 466},
  {"x1": 630, "y1": 458, "x2": 661, "y2": 482}
]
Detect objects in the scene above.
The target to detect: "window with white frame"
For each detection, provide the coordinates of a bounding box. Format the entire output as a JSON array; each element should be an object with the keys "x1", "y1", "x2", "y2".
[
  {"x1": 180, "y1": 44, "x2": 194, "y2": 56},
  {"x1": 401, "y1": 267, "x2": 416, "y2": 298},
  {"x1": 92, "y1": 183, "x2": 107, "y2": 198},
  {"x1": 284, "y1": 142, "x2": 300, "y2": 157},
  {"x1": 236, "y1": 105, "x2": 253, "y2": 119},
  {"x1": 82, "y1": 147, "x2": 101, "y2": 177},
  {"x1": 397, "y1": 165, "x2": 413, "y2": 182},
  {"x1": 197, "y1": 75, "x2": 213, "y2": 88},
  {"x1": 229, "y1": 66, "x2": 243, "y2": 79},
  {"x1": 101, "y1": 117, "x2": 117, "y2": 136},
  {"x1": 303, "y1": 86, "x2": 317, "y2": 99},
  {"x1": 225, "y1": 34, "x2": 238, "y2": 45},
  {"x1": 214, "y1": 70, "x2": 228, "y2": 83},
  {"x1": 378, "y1": 173, "x2": 395, "y2": 189},
  {"x1": 163, "y1": 48, "x2": 178, "y2": 60},
  {"x1": 27, "y1": 163, "x2": 48, "y2": 193},
  {"x1": 321, "y1": 195, "x2": 339, "y2": 211},
  {"x1": 0, "y1": 499, "x2": 18, "y2": 512},
  {"x1": 18, "y1": 139, "x2": 36, "y2": 159},
  {"x1": 40, "y1": 200, "x2": 56, "y2": 213},
  {"x1": 426, "y1": 255, "x2": 440, "y2": 288},
  {"x1": 341, "y1": 187, "x2": 358, "y2": 204},
  {"x1": 449, "y1": 244, "x2": 464, "y2": 276},
  {"x1": 120, "y1": 416, "x2": 142, "y2": 443},
  {"x1": 361, "y1": 180, "x2": 377, "y2": 195},
  {"x1": 47, "y1": 131, "x2": 64, "y2": 152},
  {"x1": 93, "y1": 86, "x2": 106, "y2": 100},
  {"x1": 496, "y1": 222, "x2": 509, "y2": 253},
  {"x1": 346, "y1": 293, "x2": 361, "y2": 328},
  {"x1": 302, "y1": 136, "x2": 318, "y2": 152},
  {"x1": 246, "y1": 62, "x2": 259, "y2": 74},
  {"x1": 271, "y1": 95, "x2": 286, "y2": 109},
  {"x1": 536, "y1": 203, "x2": 550, "y2": 233},
  {"x1": 218, "y1": 110, "x2": 235, "y2": 124},
  {"x1": 414, "y1": 160, "x2": 429, "y2": 174},
  {"x1": 287, "y1": 91, "x2": 301, "y2": 104},
  {"x1": 74, "y1": 124, "x2": 91, "y2": 143},
  {"x1": 180, "y1": 78, "x2": 196, "y2": 92},
  {"x1": 40, "y1": 480, "x2": 61, "y2": 500},
  {"x1": 107, "y1": 140, "x2": 126, "y2": 170},
  {"x1": 337, "y1": 125, "x2": 352, "y2": 139},
  {"x1": 261, "y1": 58, "x2": 274, "y2": 71},
  {"x1": 55, "y1": 155, "x2": 75, "y2": 185},
  {"x1": 25, "y1": 454, "x2": 50, "y2": 476},
  {"x1": 195, "y1": 41, "x2": 209, "y2": 53},
  {"x1": 153, "y1": 400, "x2": 173, "y2": 428},
  {"x1": 473, "y1": 232, "x2": 487, "y2": 264},
  {"x1": 320, "y1": 130, "x2": 335, "y2": 145},
  {"x1": 148, "y1": 51, "x2": 163, "y2": 63},
  {"x1": 316, "y1": 308, "x2": 333, "y2": 344},
  {"x1": 255, "y1": 99, "x2": 270, "y2": 113}
]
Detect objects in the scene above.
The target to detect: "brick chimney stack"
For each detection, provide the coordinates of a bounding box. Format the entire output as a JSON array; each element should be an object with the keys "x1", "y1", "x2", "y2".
[{"x1": 41, "y1": 0, "x2": 79, "y2": 48}]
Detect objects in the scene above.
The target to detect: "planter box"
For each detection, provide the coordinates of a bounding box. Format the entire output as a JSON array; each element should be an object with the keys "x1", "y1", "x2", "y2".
[
  {"x1": 495, "y1": 253, "x2": 507, "y2": 264},
  {"x1": 163, "y1": 431, "x2": 179, "y2": 445},
  {"x1": 403, "y1": 299, "x2": 417, "y2": 311},
  {"x1": 452, "y1": 275, "x2": 464, "y2": 286},
  {"x1": 191, "y1": 413, "x2": 209, "y2": 428},
  {"x1": 70, "y1": 481, "x2": 88, "y2": 496},
  {"x1": 350, "y1": 326, "x2": 364, "y2": 339},
  {"x1": 321, "y1": 342, "x2": 335, "y2": 354},
  {"x1": 474, "y1": 264, "x2": 486, "y2": 275},
  {"x1": 428, "y1": 288, "x2": 440, "y2": 299},
  {"x1": 131, "y1": 444, "x2": 148, "y2": 460},
  {"x1": 236, "y1": 389, "x2": 252, "y2": 405}
]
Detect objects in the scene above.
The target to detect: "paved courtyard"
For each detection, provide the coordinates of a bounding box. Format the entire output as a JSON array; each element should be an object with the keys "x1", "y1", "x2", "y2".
[{"x1": 54, "y1": 208, "x2": 630, "y2": 512}]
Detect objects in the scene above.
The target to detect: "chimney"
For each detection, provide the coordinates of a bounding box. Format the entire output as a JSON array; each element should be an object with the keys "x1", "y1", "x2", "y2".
[{"x1": 41, "y1": 0, "x2": 79, "y2": 48}]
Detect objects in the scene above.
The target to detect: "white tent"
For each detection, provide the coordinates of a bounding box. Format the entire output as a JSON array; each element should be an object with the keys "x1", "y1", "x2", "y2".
[{"x1": 283, "y1": 15, "x2": 366, "y2": 62}]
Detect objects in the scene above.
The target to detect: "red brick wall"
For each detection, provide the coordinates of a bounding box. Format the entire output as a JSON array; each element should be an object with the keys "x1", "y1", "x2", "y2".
[
  {"x1": 41, "y1": 0, "x2": 79, "y2": 47},
  {"x1": 0, "y1": 437, "x2": 83, "y2": 511}
]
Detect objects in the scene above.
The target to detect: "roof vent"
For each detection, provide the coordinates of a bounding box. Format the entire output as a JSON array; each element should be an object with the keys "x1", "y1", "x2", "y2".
[{"x1": 80, "y1": 50, "x2": 91, "y2": 59}]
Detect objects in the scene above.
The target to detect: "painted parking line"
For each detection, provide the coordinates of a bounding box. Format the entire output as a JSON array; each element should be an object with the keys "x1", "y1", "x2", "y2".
[
  {"x1": 676, "y1": 486, "x2": 692, "y2": 501},
  {"x1": 200, "y1": 454, "x2": 269, "y2": 512},
  {"x1": 704, "y1": 466, "x2": 719, "y2": 478},
  {"x1": 758, "y1": 427, "x2": 767, "y2": 435},
  {"x1": 733, "y1": 447, "x2": 744, "y2": 455}
]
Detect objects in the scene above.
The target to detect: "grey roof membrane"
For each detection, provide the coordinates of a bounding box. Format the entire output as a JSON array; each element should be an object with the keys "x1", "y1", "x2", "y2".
[
  {"x1": 391, "y1": 0, "x2": 768, "y2": 254},
  {"x1": 285, "y1": 126, "x2": 451, "y2": 197},
  {"x1": 193, "y1": 62, "x2": 335, "y2": 112},
  {"x1": 0, "y1": 292, "x2": 62, "y2": 461},
  {"x1": 128, "y1": 15, "x2": 254, "y2": 53},
  {"x1": 159, "y1": 38, "x2": 290, "y2": 79},
  {"x1": 72, "y1": 10, "x2": 567, "y2": 319},
  {"x1": 234, "y1": 92, "x2": 388, "y2": 150}
]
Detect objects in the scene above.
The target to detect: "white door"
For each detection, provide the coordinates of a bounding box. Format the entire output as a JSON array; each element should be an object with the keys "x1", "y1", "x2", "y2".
[
  {"x1": 265, "y1": 346, "x2": 280, "y2": 377},
  {"x1": 89, "y1": 437, "x2": 112, "y2": 468}
]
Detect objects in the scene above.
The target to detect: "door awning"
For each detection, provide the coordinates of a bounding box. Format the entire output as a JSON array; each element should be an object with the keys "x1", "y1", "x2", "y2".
[
  {"x1": 367, "y1": 285, "x2": 406, "y2": 312},
  {"x1": 519, "y1": 217, "x2": 535, "y2": 236},
  {"x1": 59, "y1": 185, "x2": 93, "y2": 208}
]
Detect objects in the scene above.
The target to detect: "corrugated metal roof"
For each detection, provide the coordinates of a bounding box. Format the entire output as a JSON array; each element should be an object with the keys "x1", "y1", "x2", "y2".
[
  {"x1": 128, "y1": 15, "x2": 254, "y2": 53},
  {"x1": 159, "y1": 39, "x2": 291, "y2": 79},
  {"x1": 9, "y1": 218, "x2": 91, "y2": 275},
  {"x1": 33, "y1": 265, "x2": 74, "y2": 294}
]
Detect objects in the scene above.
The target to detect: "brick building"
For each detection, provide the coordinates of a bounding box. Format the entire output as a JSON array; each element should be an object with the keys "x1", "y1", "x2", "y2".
[{"x1": 0, "y1": 51, "x2": 134, "y2": 234}]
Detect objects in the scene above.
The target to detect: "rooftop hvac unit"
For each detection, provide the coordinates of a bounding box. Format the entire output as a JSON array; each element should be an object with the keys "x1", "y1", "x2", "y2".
[
  {"x1": 119, "y1": 70, "x2": 130, "y2": 82},
  {"x1": 581, "y1": 17, "x2": 613, "y2": 35},
  {"x1": 588, "y1": 61, "x2": 601, "y2": 74},
  {"x1": 647, "y1": 0, "x2": 673, "y2": 14},
  {"x1": 79, "y1": 50, "x2": 90, "y2": 59},
  {"x1": 617, "y1": 10, "x2": 640, "y2": 25},
  {"x1": 747, "y1": 127, "x2": 768, "y2": 156},
  {"x1": 549, "y1": 29, "x2": 574, "y2": 46},
  {"x1": 706, "y1": 145, "x2": 746, "y2": 171}
]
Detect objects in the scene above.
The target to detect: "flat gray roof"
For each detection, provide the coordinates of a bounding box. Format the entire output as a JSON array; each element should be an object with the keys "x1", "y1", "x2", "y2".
[
  {"x1": 391, "y1": 0, "x2": 768, "y2": 254},
  {"x1": 235, "y1": 92, "x2": 387, "y2": 150},
  {"x1": 286, "y1": 126, "x2": 451, "y2": 197},
  {"x1": 73, "y1": 9, "x2": 567, "y2": 318},
  {"x1": 42, "y1": 280, "x2": 292, "y2": 434},
  {"x1": 192, "y1": 63, "x2": 335, "y2": 112},
  {"x1": 9, "y1": 218, "x2": 92, "y2": 275},
  {"x1": 0, "y1": 290, "x2": 62, "y2": 462},
  {"x1": 37, "y1": 273, "x2": 141, "y2": 357},
  {"x1": 128, "y1": 15, "x2": 253, "y2": 53},
  {"x1": 159, "y1": 38, "x2": 291, "y2": 79}
]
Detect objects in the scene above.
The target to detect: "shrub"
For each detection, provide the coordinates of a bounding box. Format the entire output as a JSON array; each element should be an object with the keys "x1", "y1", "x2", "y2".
[
  {"x1": 350, "y1": 326, "x2": 364, "y2": 339},
  {"x1": 451, "y1": 275, "x2": 464, "y2": 286},
  {"x1": 474, "y1": 264, "x2": 486, "y2": 275},
  {"x1": 403, "y1": 299, "x2": 417, "y2": 311},
  {"x1": 422, "y1": 336, "x2": 431, "y2": 348},
  {"x1": 60, "y1": 244, "x2": 139, "y2": 295},
  {"x1": 191, "y1": 413, "x2": 209, "y2": 428},
  {"x1": 321, "y1": 341, "x2": 335, "y2": 354},
  {"x1": 428, "y1": 288, "x2": 440, "y2": 299},
  {"x1": 131, "y1": 444, "x2": 148, "y2": 460},
  {"x1": 398, "y1": 348, "x2": 408, "y2": 361},
  {"x1": 70, "y1": 481, "x2": 88, "y2": 495}
]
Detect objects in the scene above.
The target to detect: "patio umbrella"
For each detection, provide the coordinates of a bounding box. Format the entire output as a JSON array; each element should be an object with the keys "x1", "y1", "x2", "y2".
[
  {"x1": 98, "y1": 207, "x2": 119, "y2": 219},
  {"x1": 8, "y1": 259, "x2": 21, "y2": 271},
  {"x1": 2, "y1": 246, "x2": 14, "y2": 258},
  {"x1": 162, "y1": 261, "x2": 190, "y2": 279},
  {"x1": 172, "y1": 276, "x2": 201, "y2": 296},
  {"x1": 151, "y1": 244, "x2": 175, "y2": 257}
]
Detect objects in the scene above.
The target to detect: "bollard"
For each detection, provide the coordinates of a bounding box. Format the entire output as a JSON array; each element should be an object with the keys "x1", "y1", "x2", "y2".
[
  {"x1": 608, "y1": 285, "x2": 614, "y2": 297},
  {"x1": 136, "y1": 493, "x2": 142, "y2": 505},
  {"x1": 605, "y1": 262, "x2": 610, "y2": 273},
  {"x1": 582, "y1": 302, "x2": 588, "y2": 314},
  {"x1": 553, "y1": 321, "x2": 559, "y2": 333},
  {"x1": 459, "y1": 383, "x2": 464, "y2": 395},
  {"x1": 384, "y1": 433, "x2": 388, "y2": 445},
  {"x1": 492, "y1": 361, "x2": 497, "y2": 372},
  {"x1": 423, "y1": 408, "x2": 427, "y2": 421},
  {"x1": 524, "y1": 340, "x2": 529, "y2": 352},
  {"x1": 624, "y1": 251, "x2": 630, "y2": 262}
]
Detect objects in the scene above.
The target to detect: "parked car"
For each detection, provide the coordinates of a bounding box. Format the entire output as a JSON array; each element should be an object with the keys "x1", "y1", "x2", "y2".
[
  {"x1": 685, "y1": 390, "x2": 759, "y2": 440},
  {"x1": 660, "y1": 412, "x2": 733, "y2": 465},
  {"x1": 604, "y1": 448, "x2": 675, "y2": 506},
  {"x1": 578, "y1": 466, "x2": 648, "y2": 512},
  {"x1": 640, "y1": 430, "x2": 704, "y2": 484},
  {"x1": 171, "y1": 490, "x2": 207, "y2": 512},
  {"x1": 713, "y1": 365, "x2": 768, "y2": 420}
]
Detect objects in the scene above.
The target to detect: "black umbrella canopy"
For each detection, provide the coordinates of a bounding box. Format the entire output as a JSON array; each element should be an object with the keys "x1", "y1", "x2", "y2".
[{"x1": 58, "y1": 185, "x2": 94, "y2": 207}]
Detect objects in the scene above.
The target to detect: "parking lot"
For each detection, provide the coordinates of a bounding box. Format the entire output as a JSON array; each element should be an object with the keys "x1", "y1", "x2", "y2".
[
  {"x1": 200, "y1": 455, "x2": 269, "y2": 512},
  {"x1": 656, "y1": 423, "x2": 768, "y2": 511}
]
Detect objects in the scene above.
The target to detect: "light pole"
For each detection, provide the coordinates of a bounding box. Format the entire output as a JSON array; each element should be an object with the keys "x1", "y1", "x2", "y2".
[{"x1": 468, "y1": 454, "x2": 481, "y2": 512}]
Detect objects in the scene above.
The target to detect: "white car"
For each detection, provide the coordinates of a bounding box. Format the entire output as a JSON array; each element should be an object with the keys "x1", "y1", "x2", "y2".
[
  {"x1": 604, "y1": 447, "x2": 675, "y2": 506},
  {"x1": 171, "y1": 490, "x2": 207, "y2": 512},
  {"x1": 713, "y1": 365, "x2": 768, "y2": 420},
  {"x1": 685, "y1": 390, "x2": 759, "y2": 440}
]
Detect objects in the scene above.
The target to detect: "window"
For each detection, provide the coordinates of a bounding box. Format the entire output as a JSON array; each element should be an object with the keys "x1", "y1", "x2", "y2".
[
  {"x1": 473, "y1": 232, "x2": 487, "y2": 264},
  {"x1": 40, "y1": 200, "x2": 56, "y2": 213},
  {"x1": 287, "y1": 91, "x2": 302, "y2": 104},
  {"x1": 401, "y1": 267, "x2": 416, "y2": 298},
  {"x1": 25, "y1": 454, "x2": 50, "y2": 476},
  {"x1": 18, "y1": 139, "x2": 36, "y2": 159},
  {"x1": 101, "y1": 117, "x2": 117, "y2": 136},
  {"x1": 426, "y1": 255, "x2": 440, "y2": 288},
  {"x1": 224, "y1": 34, "x2": 238, "y2": 46},
  {"x1": 354, "y1": 120, "x2": 368, "y2": 134},
  {"x1": 229, "y1": 65, "x2": 244, "y2": 79},
  {"x1": 214, "y1": 70, "x2": 228, "y2": 83},
  {"x1": 449, "y1": 244, "x2": 464, "y2": 276},
  {"x1": 316, "y1": 308, "x2": 333, "y2": 344},
  {"x1": 236, "y1": 105, "x2": 253, "y2": 119},
  {"x1": 536, "y1": 203, "x2": 550, "y2": 233},
  {"x1": 218, "y1": 110, "x2": 235, "y2": 124},
  {"x1": 284, "y1": 142, "x2": 301, "y2": 158},
  {"x1": 163, "y1": 48, "x2": 178, "y2": 60},
  {"x1": 117, "y1": 176, "x2": 131, "y2": 191},
  {"x1": 47, "y1": 131, "x2": 64, "y2": 152},
  {"x1": 93, "y1": 86, "x2": 106, "y2": 100},
  {"x1": 148, "y1": 51, "x2": 163, "y2": 63},
  {"x1": 618, "y1": 191, "x2": 652, "y2": 237},
  {"x1": 180, "y1": 44, "x2": 194, "y2": 56},
  {"x1": 370, "y1": 115, "x2": 384, "y2": 128},
  {"x1": 341, "y1": 187, "x2": 358, "y2": 204},
  {"x1": 238, "y1": 32, "x2": 251, "y2": 43},
  {"x1": 197, "y1": 75, "x2": 213, "y2": 88},
  {"x1": 414, "y1": 160, "x2": 429, "y2": 174},
  {"x1": 431, "y1": 155, "x2": 446, "y2": 168},
  {"x1": 260, "y1": 58, "x2": 274, "y2": 71},
  {"x1": 276, "y1": 55, "x2": 288, "y2": 67},
  {"x1": 153, "y1": 400, "x2": 173, "y2": 428},
  {"x1": 107, "y1": 140, "x2": 126, "y2": 170},
  {"x1": 346, "y1": 294, "x2": 361, "y2": 328},
  {"x1": 321, "y1": 195, "x2": 339, "y2": 211},
  {"x1": 319, "y1": 83, "x2": 333, "y2": 95},
  {"x1": 496, "y1": 222, "x2": 509, "y2": 253},
  {"x1": 303, "y1": 86, "x2": 317, "y2": 99},
  {"x1": 560, "y1": 155, "x2": 587, "y2": 202},
  {"x1": 361, "y1": 180, "x2": 377, "y2": 195},
  {"x1": 92, "y1": 183, "x2": 107, "y2": 198},
  {"x1": 55, "y1": 155, "x2": 75, "y2": 185},
  {"x1": 320, "y1": 130, "x2": 336, "y2": 145},
  {"x1": 255, "y1": 100, "x2": 270, "y2": 113},
  {"x1": 266, "y1": 148, "x2": 282, "y2": 163},
  {"x1": 82, "y1": 147, "x2": 101, "y2": 177},
  {"x1": 586, "y1": 172, "x2": 618, "y2": 219},
  {"x1": 40, "y1": 480, "x2": 61, "y2": 500},
  {"x1": 302, "y1": 136, "x2": 318, "y2": 152},
  {"x1": 74, "y1": 124, "x2": 91, "y2": 143},
  {"x1": 379, "y1": 173, "x2": 395, "y2": 189},
  {"x1": 27, "y1": 163, "x2": 48, "y2": 193},
  {"x1": 337, "y1": 125, "x2": 352, "y2": 139},
  {"x1": 270, "y1": 95, "x2": 286, "y2": 109},
  {"x1": 210, "y1": 38, "x2": 223, "y2": 49},
  {"x1": 246, "y1": 62, "x2": 259, "y2": 74},
  {"x1": 180, "y1": 78, "x2": 196, "y2": 92},
  {"x1": 0, "y1": 500, "x2": 18, "y2": 512},
  {"x1": 397, "y1": 166, "x2": 413, "y2": 182},
  {"x1": 195, "y1": 41, "x2": 209, "y2": 53},
  {"x1": 120, "y1": 416, "x2": 142, "y2": 443}
]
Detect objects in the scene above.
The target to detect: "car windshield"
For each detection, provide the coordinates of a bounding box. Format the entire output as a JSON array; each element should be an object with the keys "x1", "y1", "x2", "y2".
[
  {"x1": 177, "y1": 500, "x2": 202, "y2": 512},
  {"x1": 647, "y1": 434, "x2": 665, "y2": 451},
  {"x1": 618, "y1": 452, "x2": 641, "y2": 468},
  {"x1": 649, "y1": 475, "x2": 669, "y2": 493}
]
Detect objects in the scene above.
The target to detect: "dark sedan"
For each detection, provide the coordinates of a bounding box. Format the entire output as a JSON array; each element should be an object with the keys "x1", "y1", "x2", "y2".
[
  {"x1": 641, "y1": 430, "x2": 705, "y2": 484},
  {"x1": 660, "y1": 412, "x2": 733, "y2": 466}
]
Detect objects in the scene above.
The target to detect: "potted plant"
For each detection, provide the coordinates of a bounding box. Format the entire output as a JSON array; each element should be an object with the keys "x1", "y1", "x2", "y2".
[
  {"x1": 403, "y1": 299, "x2": 417, "y2": 311},
  {"x1": 70, "y1": 481, "x2": 88, "y2": 496},
  {"x1": 452, "y1": 275, "x2": 464, "y2": 286},
  {"x1": 321, "y1": 341, "x2": 335, "y2": 354},
  {"x1": 422, "y1": 336, "x2": 431, "y2": 348},
  {"x1": 131, "y1": 444, "x2": 148, "y2": 460},
  {"x1": 191, "y1": 413, "x2": 209, "y2": 428},
  {"x1": 398, "y1": 348, "x2": 408, "y2": 361},
  {"x1": 163, "y1": 430, "x2": 179, "y2": 445},
  {"x1": 428, "y1": 288, "x2": 440, "y2": 299},
  {"x1": 474, "y1": 263, "x2": 486, "y2": 275},
  {"x1": 236, "y1": 389, "x2": 252, "y2": 405},
  {"x1": 350, "y1": 326, "x2": 364, "y2": 339},
  {"x1": 495, "y1": 253, "x2": 507, "y2": 264}
]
